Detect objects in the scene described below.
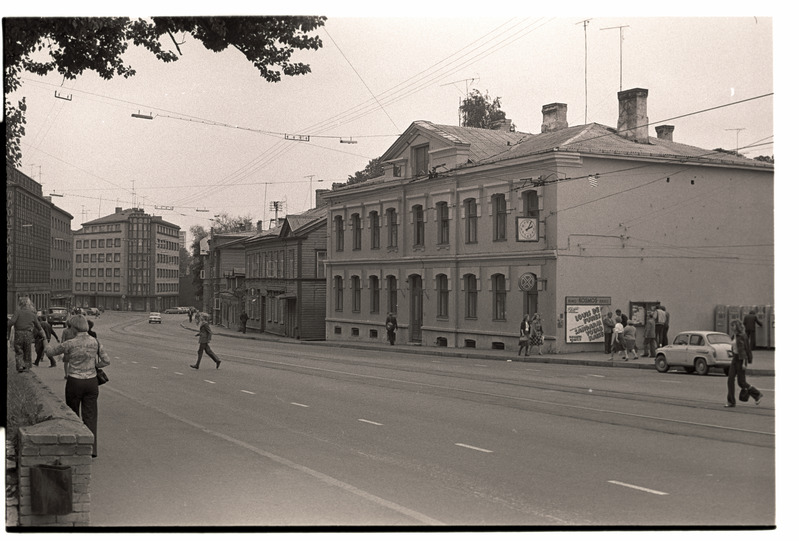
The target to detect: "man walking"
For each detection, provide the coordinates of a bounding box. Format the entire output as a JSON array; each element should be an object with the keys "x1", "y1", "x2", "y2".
[
  {"x1": 240, "y1": 310, "x2": 249, "y2": 334},
  {"x1": 190, "y1": 314, "x2": 221, "y2": 370},
  {"x1": 7, "y1": 297, "x2": 47, "y2": 372},
  {"x1": 34, "y1": 315, "x2": 60, "y2": 367}
]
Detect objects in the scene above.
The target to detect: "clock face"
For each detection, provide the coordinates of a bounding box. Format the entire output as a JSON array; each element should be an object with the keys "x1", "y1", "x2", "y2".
[{"x1": 517, "y1": 217, "x2": 538, "y2": 241}]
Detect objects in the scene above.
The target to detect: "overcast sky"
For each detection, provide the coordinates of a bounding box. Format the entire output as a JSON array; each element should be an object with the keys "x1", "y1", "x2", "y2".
[{"x1": 6, "y1": 5, "x2": 779, "y2": 244}]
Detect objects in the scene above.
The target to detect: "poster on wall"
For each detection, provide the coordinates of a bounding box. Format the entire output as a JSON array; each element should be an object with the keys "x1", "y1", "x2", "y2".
[{"x1": 565, "y1": 296, "x2": 612, "y2": 343}]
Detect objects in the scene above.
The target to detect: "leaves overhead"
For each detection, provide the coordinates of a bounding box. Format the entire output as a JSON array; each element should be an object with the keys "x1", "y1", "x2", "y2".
[{"x1": 4, "y1": 16, "x2": 327, "y2": 166}]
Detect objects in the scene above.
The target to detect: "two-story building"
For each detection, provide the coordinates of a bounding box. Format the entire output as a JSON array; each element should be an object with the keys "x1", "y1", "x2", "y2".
[
  {"x1": 322, "y1": 88, "x2": 774, "y2": 353},
  {"x1": 243, "y1": 205, "x2": 327, "y2": 340}
]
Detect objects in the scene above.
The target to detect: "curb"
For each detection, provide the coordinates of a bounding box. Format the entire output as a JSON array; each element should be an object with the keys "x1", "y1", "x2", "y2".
[{"x1": 180, "y1": 322, "x2": 774, "y2": 377}]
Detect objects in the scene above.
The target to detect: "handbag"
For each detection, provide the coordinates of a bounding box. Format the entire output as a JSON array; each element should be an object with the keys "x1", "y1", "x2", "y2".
[
  {"x1": 518, "y1": 336, "x2": 530, "y2": 346},
  {"x1": 96, "y1": 368, "x2": 109, "y2": 385},
  {"x1": 739, "y1": 387, "x2": 750, "y2": 402}
]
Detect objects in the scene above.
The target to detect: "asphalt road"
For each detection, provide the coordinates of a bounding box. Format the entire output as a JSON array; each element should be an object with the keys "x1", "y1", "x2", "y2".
[{"x1": 32, "y1": 311, "x2": 775, "y2": 528}]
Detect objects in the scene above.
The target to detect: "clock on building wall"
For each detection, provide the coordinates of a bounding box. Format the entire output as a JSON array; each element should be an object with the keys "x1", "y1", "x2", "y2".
[{"x1": 516, "y1": 217, "x2": 538, "y2": 242}]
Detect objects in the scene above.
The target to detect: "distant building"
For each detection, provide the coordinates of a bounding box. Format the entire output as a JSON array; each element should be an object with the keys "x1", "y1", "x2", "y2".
[
  {"x1": 322, "y1": 88, "x2": 774, "y2": 352},
  {"x1": 243, "y1": 205, "x2": 328, "y2": 340},
  {"x1": 6, "y1": 165, "x2": 72, "y2": 313},
  {"x1": 73, "y1": 207, "x2": 181, "y2": 312},
  {"x1": 203, "y1": 231, "x2": 253, "y2": 328}
]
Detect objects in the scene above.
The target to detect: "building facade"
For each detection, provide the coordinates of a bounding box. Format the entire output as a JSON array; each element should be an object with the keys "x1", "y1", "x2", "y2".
[
  {"x1": 322, "y1": 88, "x2": 774, "y2": 353},
  {"x1": 73, "y1": 207, "x2": 181, "y2": 312},
  {"x1": 6, "y1": 165, "x2": 72, "y2": 313},
  {"x1": 203, "y1": 231, "x2": 251, "y2": 328},
  {"x1": 243, "y1": 208, "x2": 328, "y2": 340}
]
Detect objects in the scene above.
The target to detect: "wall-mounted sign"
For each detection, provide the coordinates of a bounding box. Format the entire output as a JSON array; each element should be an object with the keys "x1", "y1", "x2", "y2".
[{"x1": 565, "y1": 296, "x2": 611, "y2": 343}]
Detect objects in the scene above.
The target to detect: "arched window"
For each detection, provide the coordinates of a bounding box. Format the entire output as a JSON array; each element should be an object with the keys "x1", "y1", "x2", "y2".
[
  {"x1": 334, "y1": 276, "x2": 343, "y2": 311},
  {"x1": 464, "y1": 274, "x2": 478, "y2": 319},
  {"x1": 492, "y1": 274, "x2": 506, "y2": 321},
  {"x1": 464, "y1": 198, "x2": 478, "y2": 244},
  {"x1": 436, "y1": 274, "x2": 449, "y2": 318},
  {"x1": 492, "y1": 193, "x2": 507, "y2": 241},
  {"x1": 436, "y1": 202, "x2": 449, "y2": 245},
  {"x1": 369, "y1": 211, "x2": 380, "y2": 249},
  {"x1": 352, "y1": 275, "x2": 361, "y2": 312},
  {"x1": 387, "y1": 275, "x2": 398, "y2": 313},
  {"x1": 351, "y1": 213, "x2": 362, "y2": 251},
  {"x1": 334, "y1": 215, "x2": 344, "y2": 252},
  {"x1": 386, "y1": 208, "x2": 398, "y2": 248},
  {"x1": 413, "y1": 205, "x2": 425, "y2": 246},
  {"x1": 369, "y1": 275, "x2": 380, "y2": 313}
]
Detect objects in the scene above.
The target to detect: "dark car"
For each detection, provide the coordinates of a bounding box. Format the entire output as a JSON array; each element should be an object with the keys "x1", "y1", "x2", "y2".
[{"x1": 47, "y1": 307, "x2": 69, "y2": 327}]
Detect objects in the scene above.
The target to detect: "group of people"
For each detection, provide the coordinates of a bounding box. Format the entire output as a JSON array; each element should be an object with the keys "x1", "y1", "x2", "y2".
[
  {"x1": 8, "y1": 299, "x2": 109, "y2": 458},
  {"x1": 518, "y1": 313, "x2": 545, "y2": 356},
  {"x1": 602, "y1": 310, "x2": 640, "y2": 361}
]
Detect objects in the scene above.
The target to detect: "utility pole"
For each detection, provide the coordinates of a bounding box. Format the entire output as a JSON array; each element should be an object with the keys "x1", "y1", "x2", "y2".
[
  {"x1": 601, "y1": 25, "x2": 630, "y2": 91},
  {"x1": 305, "y1": 174, "x2": 315, "y2": 209},
  {"x1": 441, "y1": 76, "x2": 478, "y2": 126},
  {"x1": 576, "y1": 19, "x2": 592, "y2": 124},
  {"x1": 725, "y1": 128, "x2": 746, "y2": 155}
]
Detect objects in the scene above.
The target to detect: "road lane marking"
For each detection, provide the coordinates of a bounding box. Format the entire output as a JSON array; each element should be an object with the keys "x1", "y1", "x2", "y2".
[
  {"x1": 174, "y1": 372, "x2": 184, "y2": 375},
  {"x1": 151, "y1": 366, "x2": 159, "y2": 369},
  {"x1": 589, "y1": 374, "x2": 605, "y2": 378},
  {"x1": 474, "y1": 364, "x2": 487, "y2": 367},
  {"x1": 203, "y1": 380, "x2": 216, "y2": 384},
  {"x1": 358, "y1": 419, "x2": 383, "y2": 426},
  {"x1": 104, "y1": 387, "x2": 445, "y2": 526},
  {"x1": 608, "y1": 480, "x2": 668, "y2": 496},
  {"x1": 291, "y1": 402, "x2": 309, "y2": 408},
  {"x1": 131, "y1": 361, "x2": 139, "y2": 364},
  {"x1": 240, "y1": 390, "x2": 255, "y2": 395},
  {"x1": 455, "y1": 443, "x2": 493, "y2": 453}
]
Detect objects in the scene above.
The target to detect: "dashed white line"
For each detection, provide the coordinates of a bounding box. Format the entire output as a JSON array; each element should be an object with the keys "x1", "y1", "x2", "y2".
[
  {"x1": 358, "y1": 419, "x2": 383, "y2": 426},
  {"x1": 240, "y1": 390, "x2": 255, "y2": 395},
  {"x1": 131, "y1": 361, "x2": 139, "y2": 364},
  {"x1": 455, "y1": 443, "x2": 493, "y2": 453},
  {"x1": 203, "y1": 380, "x2": 216, "y2": 384},
  {"x1": 174, "y1": 372, "x2": 184, "y2": 376},
  {"x1": 474, "y1": 364, "x2": 487, "y2": 367},
  {"x1": 151, "y1": 366, "x2": 159, "y2": 369},
  {"x1": 291, "y1": 402, "x2": 309, "y2": 408},
  {"x1": 608, "y1": 480, "x2": 668, "y2": 495},
  {"x1": 589, "y1": 374, "x2": 605, "y2": 378}
]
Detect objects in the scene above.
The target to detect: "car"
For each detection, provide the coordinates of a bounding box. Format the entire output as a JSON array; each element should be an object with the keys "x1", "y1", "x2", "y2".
[
  {"x1": 47, "y1": 307, "x2": 69, "y2": 327},
  {"x1": 86, "y1": 307, "x2": 100, "y2": 316},
  {"x1": 163, "y1": 307, "x2": 182, "y2": 314},
  {"x1": 654, "y1": 330, "x2": 733, "y2": 376},
  {"x1": 148, "y1": 312, "x2": 162, "y2": 324}
]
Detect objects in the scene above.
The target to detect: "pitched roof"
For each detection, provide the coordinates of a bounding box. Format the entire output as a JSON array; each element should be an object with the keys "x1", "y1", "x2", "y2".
[{"x1": 284, "y1": 206, "x2": 326, "y2": 235}]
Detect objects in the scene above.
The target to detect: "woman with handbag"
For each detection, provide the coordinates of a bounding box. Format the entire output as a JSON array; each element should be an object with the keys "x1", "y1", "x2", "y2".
[
  {"x1": 725, "y1": 318, "x2": 763, "y2": 408},
  {"x1": 518, "y1": 314, "x2": 532, "y2": 356},
  {"x1": 530, "y1": 313, "x2": 545, "y2": 355},
  {"x1": 46, "y1": 314, "x2": 109, "y2": 458}
]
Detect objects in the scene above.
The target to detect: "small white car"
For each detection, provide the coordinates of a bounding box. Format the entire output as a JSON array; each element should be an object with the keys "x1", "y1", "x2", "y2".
[
  {"x1": 654, "y1": 330, "x2": 733, "y2": 376},
  {"x1": 148, "y1": 312, "x2": 162, "y2": 324}
]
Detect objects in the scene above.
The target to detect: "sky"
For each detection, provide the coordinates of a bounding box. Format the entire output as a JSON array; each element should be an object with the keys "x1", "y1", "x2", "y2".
[{"x1": 5, "y1": 5, "x2": 779, "y2": 248}]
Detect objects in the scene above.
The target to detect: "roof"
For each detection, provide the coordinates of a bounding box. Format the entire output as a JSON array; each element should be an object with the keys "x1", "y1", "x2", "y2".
[
  {"x1": 81, "y1": 207, "x2": 181, "y2": 229},
  {"x1": 283, "y1": 206, "x2": 326, "y2": 235}
]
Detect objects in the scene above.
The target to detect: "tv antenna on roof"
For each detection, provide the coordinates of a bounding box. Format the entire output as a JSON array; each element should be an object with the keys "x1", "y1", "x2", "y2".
[
  {"x1": 441, "y1": 75, "x2": 479, "y2": 126},
  {"x1": 601, "y1": 25, "x2": 631, "y2": 91},
  {"x1": 576, "y1": 19, "x2": 592, "y2": 124}
]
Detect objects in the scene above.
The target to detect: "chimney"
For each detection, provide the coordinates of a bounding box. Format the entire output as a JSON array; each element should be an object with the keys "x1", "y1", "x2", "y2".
[
  {"x1": 316, "y1": 188, "x2": 330, "y2": 208},
  {"x1": 489, "y1": 118, "x2": 514, "y2": 132},
  {"x1": 617, "y1": 88, "x2": 649, "y2": 143},
  {"x1": 115, "y1": 207, "x2": 122, "y2": 213},
  {"x1": 655, "y1": 125, "x2": 674, "y2": 142},
  {"x1": 541, "y1": 103, "x2": 568, "y2": 133},
  {"x1": 256, "y1": 220, "x2": 263, "y2": 232}
]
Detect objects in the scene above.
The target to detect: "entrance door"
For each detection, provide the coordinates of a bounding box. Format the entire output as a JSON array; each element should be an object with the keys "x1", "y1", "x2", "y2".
[
  {"x1": 285, "y1": 299, "x2": 297, "y2": 338},
  {"x1": 408, "y1": 274, "x2": 423, "y2": 342}
]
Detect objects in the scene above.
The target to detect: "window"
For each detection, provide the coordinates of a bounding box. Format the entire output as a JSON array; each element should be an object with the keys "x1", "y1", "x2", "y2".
[
  {"x1": 99, "y1": 239, "x2": 104, "y2": 248},
  {"x1": 76, "y1": 240, "x2": 81, "y2": 249},
  {"x1": 114, "y1": 253, "x2": 120, "y2": 262},
  {"x1": 493, "y1": 193, "x2": 507, "y2": 241},
  {"x1": 436, "y1": 202, "x2": 449, "y2": 245},
  {"x1": 352, "y1": 213, "x2": 362, "y2": 251},
  {"x1": 369, "y1": 211, "x2": 380, "y2": 249},
  {"x1": 90, "y1": 254, "x2": 97, "y2": 263},
  {"x1": 98, "y1": 254, "x2": 104, "y2": 263},
  {"x1": 387, "y1": 275, "x2": 398, "y2": 314},
  {"x1": 91, "y1": 240, "x2": 97, "y2": 248},
  {"x1": 523, "y1": 190, "x2": 540, "y2": 219},
  {"x1": 492, "y1": 274, "x2": 506, "y2": 321},
  {"x1": 436, "y1": 274, "x2": 449, "y2": 318},
  {"x1": 386, "y1": 208, "x2": 398, "y2": 248},
  {"x1": 352, "y1": 275, "x2": 361, "y2": 312},
  {"x1": 334, "y1": 216, "x2": 344, "y2": 252},
  {"x1": 316, "y1": 250, "x2": 327, "y2": 278},
  {"x1": 76, "y1": 269, "x2": 81, "y2": 277},
  {"x1": 412, "y1": 144, "x2": 429, "y2": 177},
  {"x1": 464, "y1": 198, "x2": 478, "y2": 244},
  {"x1": 75, "y1": 283, "x2": 81, "y2": 291},
  {"x1": 76, "y1": 254, "x2": 81, "y2": 263},
  {"x1": 369, "y1": 275, "x2": 380, "y2": 313},
  {"x1": 412, "y1": 205, "x2": 425, "y2": 246},
  {"x1": 334, "y1": 276, "x2": 344, "y2": 311},
  {"x1": 464, "y1": 274, "x2": 478, "y2": 319}
]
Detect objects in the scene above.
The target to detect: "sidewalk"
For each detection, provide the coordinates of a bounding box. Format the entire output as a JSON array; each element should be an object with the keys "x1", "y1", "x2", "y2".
[{"x1": 183, "y1": 321, "x2": 775, "y2": 376}]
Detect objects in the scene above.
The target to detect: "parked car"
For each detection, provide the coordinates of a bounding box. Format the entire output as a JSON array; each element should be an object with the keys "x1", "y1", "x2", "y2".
[
  {"x1": 654, "y1": 331, "x2": 733, "y2": 376},
  {"x1": 163, "y1": 307, "x2": 181, "y2": 314},
  {"x1": 86, "y1": 307, "x2": 100, "y2": 316},
  {"x1": 148, "y1": 312, "x2": 162, "y2": 324},
  {"x1": 47, "y1": 307, "x2": 69, "y2": 327}
]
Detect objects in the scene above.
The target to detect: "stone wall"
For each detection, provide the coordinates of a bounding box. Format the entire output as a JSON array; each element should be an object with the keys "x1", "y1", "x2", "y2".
[{"x1": 6, "y1": 373, "x2": 94, "y2": 528}]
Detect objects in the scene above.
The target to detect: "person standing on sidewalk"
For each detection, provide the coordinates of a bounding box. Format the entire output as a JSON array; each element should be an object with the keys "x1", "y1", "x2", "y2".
[
  {"x1": 743, "y1": 309, "x2": 762, "y2": 351},
  {"x1": 46, "y1": 314, "x2": 110, "y2": 458},
  {"x1": 518, "y1": 314, "x2": 532, "y2": 356},
  {"x1": 725, "y1": 318, "x2": 763, "y2": 408},
  {"x1": 191, "y1": 313, "x2": 221, "y2": 370},
  {"x1": 34, "y1": 315, "x2": 60, "y2": 367},
  {"x1": 239, "y1": 310, "x2": 249, "y2": 334},
  {"x1": 661, "y1": 305, "x2": 671, "y2": 347},
  {"x1": 602, "y1": 311, "x2": 615, "y2": 355},
  {"x1": 622, "y1": 318, "x2": 639, "y2": 360},
  {"x1": 654, "y1": 305, "x2": 666, "y2": 347},
  {"x1": 608, "y1": 316, "x2": 627, "y2": 361},
  {"x1": 385, "y1": 312, "x2": 398, "y2": 345},
  {"x1": 7, "y1": 297, "x2": 47, "y2": 372},
  {"x1": 530, "y1": 313, "x2": 545, "y2": 355},
  {"x1": 642, "y1": 310, "x2": 658, "y2": 357}
]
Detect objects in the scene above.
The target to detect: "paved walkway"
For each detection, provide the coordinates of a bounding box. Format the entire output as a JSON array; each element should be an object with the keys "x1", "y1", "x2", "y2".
[{"x1": 182, "y1": 321, "x2": 775, "y2": 376}]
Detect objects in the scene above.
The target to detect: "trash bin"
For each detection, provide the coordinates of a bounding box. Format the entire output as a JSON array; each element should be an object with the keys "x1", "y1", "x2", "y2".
[{"x1": 30, "y1": 464, "x2": 72, "y2": 515}]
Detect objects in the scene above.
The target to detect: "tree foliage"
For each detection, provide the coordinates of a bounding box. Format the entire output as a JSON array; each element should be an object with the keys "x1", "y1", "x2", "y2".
[
  {"x1": 347, "y1": 157, "x2": 384, "y2": 185},
  {"x1": 459, "y1": 89, "x2": 512, "y2": 129},
  {"x1": 4, "y1": 16, "x2": 327, "y2": 166}
]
